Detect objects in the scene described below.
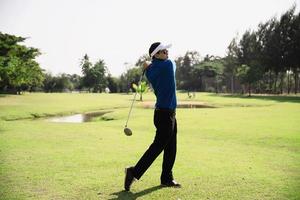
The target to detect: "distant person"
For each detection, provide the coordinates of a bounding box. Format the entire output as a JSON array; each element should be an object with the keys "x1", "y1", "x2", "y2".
[
  {"x1": 124, "y1": 42, "x2": 181, "y2": 191},
  {"x1": 105, "y1": 87, "x2": 110, "y2": 93}
]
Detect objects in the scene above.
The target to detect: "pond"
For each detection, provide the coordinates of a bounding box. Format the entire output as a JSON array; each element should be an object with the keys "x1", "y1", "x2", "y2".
[{"x1": 48, "y1": 111, "x2": 110, "y2": 123}]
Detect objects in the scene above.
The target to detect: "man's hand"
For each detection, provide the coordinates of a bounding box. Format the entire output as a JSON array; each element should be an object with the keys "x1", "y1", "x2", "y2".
[{"x1": 143, "y1": 61, "x2": 151, "y2": 70}]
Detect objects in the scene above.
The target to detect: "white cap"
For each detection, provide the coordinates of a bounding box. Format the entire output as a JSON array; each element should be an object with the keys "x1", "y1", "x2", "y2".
[{"x1": 150, "y1": 43, "x2": 172, "y2": 57}]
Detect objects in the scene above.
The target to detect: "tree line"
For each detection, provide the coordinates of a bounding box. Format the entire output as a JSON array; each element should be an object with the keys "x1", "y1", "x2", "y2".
[
  {"x1": 0, "y1": 6, "x2": 299, "y2": 95},
  {"x1": 174, "y1": 6, "x2": 300, "y2": 96}
]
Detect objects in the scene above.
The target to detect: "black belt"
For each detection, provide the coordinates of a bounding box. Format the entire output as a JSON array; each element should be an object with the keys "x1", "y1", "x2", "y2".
[{"x1": 155, "y1": 108, "x2": 176, "y2": 113}]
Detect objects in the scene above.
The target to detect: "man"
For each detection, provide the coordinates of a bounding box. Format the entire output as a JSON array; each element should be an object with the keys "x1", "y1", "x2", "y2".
[{"x1": 124, "y1": 42, "x2": 181, "y2": 191}]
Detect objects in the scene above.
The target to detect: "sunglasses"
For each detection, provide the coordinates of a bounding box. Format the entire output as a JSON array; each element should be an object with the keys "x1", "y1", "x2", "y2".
[{"x1": 158, "y1": 49, "x2": 168, "y2": 54}]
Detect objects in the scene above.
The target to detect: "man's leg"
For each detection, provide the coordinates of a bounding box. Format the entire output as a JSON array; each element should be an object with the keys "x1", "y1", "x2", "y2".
[
  {"x1": 133, "y1": 110, "x2": 174, "y2": 180},
  {"x1": 161, "y1": 118, "x2": 177, "y2": 183}
]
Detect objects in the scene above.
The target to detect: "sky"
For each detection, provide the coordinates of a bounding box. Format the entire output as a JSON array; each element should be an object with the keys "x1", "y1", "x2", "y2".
[{"x1": 0, "y1": 0, "x2": 299, "y2": 77}]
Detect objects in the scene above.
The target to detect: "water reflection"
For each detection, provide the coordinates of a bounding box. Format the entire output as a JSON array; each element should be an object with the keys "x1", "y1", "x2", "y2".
[{"x1": 48, "y1": 111, "x2": 109, "y2": 123}]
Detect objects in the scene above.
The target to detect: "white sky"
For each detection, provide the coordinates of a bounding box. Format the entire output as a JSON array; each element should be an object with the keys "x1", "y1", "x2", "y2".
[{"x1": 0, "y1": 0, "x2": 299, "y2": 76}]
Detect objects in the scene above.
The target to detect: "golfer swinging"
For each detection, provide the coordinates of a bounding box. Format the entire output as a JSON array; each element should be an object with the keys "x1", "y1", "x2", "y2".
[{"x1": 124, "y1": 42, "x2": 181, "y2": 191}]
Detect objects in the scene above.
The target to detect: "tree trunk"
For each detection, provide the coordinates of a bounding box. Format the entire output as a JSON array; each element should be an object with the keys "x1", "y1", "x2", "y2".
[
  {"x1": 201, "y1": 76, "x2": 206, "y2": 91},
  {"x1": 248, "y1": 83, "x2": 251, "y2": 97},
  {"x1": 231, "y1": 75, "x2": 234, "y2": 94},
  {"x1": 140, "y1": 92, "x2": 143, "y2": 101},
  {"x1": 294, "y1": 69, "x2": 299, "y2": 94},
  {"x1": 280, "y1": 72, "x2": 284, "y2": 94},
  {"x1": 287, "y1": 71, "x2": 291, "y2": 94},
  {"x1": 274, "y1": 72, "x2": 278, "y2": 94},
  {"x1": 269, "y1": 70, "x2": 272, "y2": 93},
  {"x1": 215, "y1": 76, "x2": 219, "y2": 94}
]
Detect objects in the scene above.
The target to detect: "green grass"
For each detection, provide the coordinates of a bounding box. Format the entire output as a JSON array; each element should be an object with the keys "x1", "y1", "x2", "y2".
[{"x1": 0, "y1": 92, "x2": 300, "y2": 199}]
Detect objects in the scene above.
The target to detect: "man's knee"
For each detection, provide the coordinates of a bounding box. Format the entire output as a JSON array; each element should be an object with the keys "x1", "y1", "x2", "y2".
[{"x1": 153, "y1": 132, "x2": 173, "y2": 148}]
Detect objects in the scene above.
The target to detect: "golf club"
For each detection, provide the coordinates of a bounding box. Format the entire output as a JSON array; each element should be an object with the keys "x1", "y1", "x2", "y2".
[{"x1": 124, "y1": 69, "x2": 146, "y2": 136}]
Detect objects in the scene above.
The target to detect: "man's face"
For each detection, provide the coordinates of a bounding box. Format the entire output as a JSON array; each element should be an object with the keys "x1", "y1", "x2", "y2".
[{"x1": 155, "y1": 49, "x2": 168, "y2": 60}]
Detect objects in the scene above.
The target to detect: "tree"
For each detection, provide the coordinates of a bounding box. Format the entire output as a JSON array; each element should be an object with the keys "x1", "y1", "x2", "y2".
[
  {"x1": 80, "y1": 54, "x2": 93, "y2": 91},
  {"x1": 119, "y1": 74, "x2": 129, "y2": 93},
  {"x1": 59, "y1": 74, "x2": 74, "y2": 91},
  {"x1": 175, "y1": 51, "x2": 201, "y2": 90},
  {"x1": 237, "y1": 30, "x2": 264, "y2": 96},
  {"x1": 236, "y1": 64, "x2": 262, "y2": 96},
  {"x1": 43, "y1": 73, "x2": 56, "y2": 92},
  {"x1": 195, "y1": 56, "x2": 225, "y2": 93},
  {"x1": 287, "y1": 8, "x2": 300, "y2": 93},
  {"x1": 257, "y1": 18, "x2": 278, "y2": 93},
  {"x1": 43, "y1": 73, "x2": 74, "y2": 92},
  {"x1": 91, "y1": 59, "x2": 108, "y2": 92},
  {"x1": 224, "y1": 37, "x2": 239, "y2": 93},
  {"x1": 69, "y1": 74, "x2": 81, "y2": 90},
  {"x1": 107, "y1": 75, "x2": 120, "y2": 93},
  {"x1": 0, "y1": 32, "x2": 44, "y2": 94},
  {"x1": 277, "y1": 6, "x2": 296, "y2": 93},
  {"x1": 80, "y1": 55, "x2": 108, "y2": 92},
  {"x1": 132, "y1": 81, "x2": 149, "y2": 101},
  {"x1": 123, "y1": 66, "x2": 144, "y2": 92}
]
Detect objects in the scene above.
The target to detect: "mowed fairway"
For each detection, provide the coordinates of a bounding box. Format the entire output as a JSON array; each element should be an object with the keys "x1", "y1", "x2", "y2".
[{"x1": 0, "y1": 92, "x2": 300, "y2": 200}]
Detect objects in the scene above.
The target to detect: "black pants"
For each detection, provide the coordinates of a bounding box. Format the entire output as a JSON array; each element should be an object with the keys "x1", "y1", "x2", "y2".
[{"x1": 133, "y1": 109, "x2": 177, "y2": 183}]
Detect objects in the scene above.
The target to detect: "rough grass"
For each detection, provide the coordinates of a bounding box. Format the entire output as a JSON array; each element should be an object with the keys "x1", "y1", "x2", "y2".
[{"x1": 0, "y1": 92, "x2": 300, "y2": 200}]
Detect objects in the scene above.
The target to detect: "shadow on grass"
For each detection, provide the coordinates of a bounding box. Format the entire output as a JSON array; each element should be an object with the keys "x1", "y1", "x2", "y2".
[
  {"x1": 107, "y1": 185, "x2": 163, "y2": 200},
  {"x1": 0, "y1": 94, "x2": 7, "y2": 98},
  {"x1": 208, "y1": 93, "x2": 300, "y2": 103}
]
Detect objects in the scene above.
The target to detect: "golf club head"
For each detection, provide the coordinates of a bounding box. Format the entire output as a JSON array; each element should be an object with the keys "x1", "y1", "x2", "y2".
[{"x1": 124, "y1": 127, "x2": 132, "y2": 136}]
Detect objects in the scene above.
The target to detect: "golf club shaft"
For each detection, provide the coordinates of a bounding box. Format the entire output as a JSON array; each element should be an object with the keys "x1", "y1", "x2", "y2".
[{"x1": 125, "y1": 70, "x2": 145, "y2": 128}]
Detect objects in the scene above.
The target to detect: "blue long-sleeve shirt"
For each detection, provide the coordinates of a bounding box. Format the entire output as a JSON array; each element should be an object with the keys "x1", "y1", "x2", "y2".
[{"x1": 145, "y1": 58, "x2": 177, "y2": 110}]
